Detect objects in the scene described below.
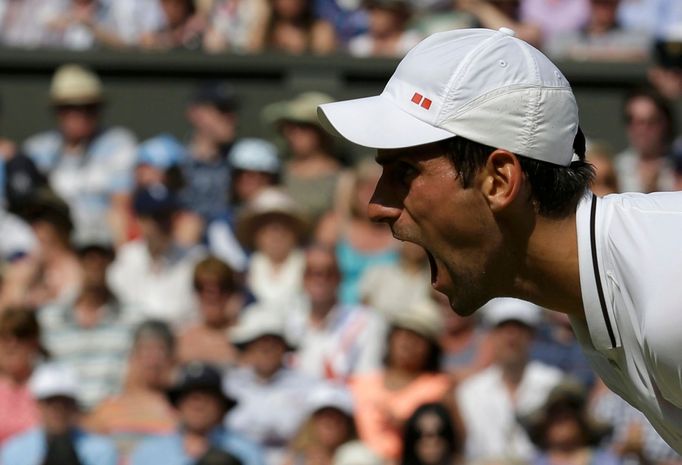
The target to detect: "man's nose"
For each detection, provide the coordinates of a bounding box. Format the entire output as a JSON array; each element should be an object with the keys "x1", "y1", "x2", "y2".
[{"x1": 367, "y1": 177, "x2": 402, "y2": 224}]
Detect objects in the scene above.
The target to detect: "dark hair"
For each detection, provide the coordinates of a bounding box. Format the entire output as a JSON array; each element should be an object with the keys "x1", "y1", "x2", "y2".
[
  {"x1": 133, "y1": 319, "x2": 176, "y2": 355},
  {"x1": 193, "y1": 256, "x2": 238, "y2": 294},
  {"x1": 441, "y1": 131, "x2": 594, "y2": 218},
  {"x1": 0, "y1": 307, "x2": 40, "y2": 341},
  {"x1": 385, "y1": 326, "x2": 442, "y2": 373},
  {"x1": 623, "y1": 87, "x2": 674, "y2": 143},
  {"x1": 401, "y1": 403, "x2": 462, "y2": 465}
]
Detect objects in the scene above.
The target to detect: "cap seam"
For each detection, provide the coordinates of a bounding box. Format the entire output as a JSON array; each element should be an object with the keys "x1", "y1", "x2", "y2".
[{"x1": 515, "y1": 38, "x2": 541, "y2": 156}]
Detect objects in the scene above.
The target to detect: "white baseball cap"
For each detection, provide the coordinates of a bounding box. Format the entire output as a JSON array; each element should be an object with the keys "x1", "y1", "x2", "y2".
[
  {"x1": 318, "y1": 27, "x2": 580, "y2": 166},
  {"x1": 29, "y1": 363, "x2": 80, "y2": 401},
  {"x1": 481, "y1": 298, "x2": 542, "y2": 328},
  {"x1": 229, "y1": 303, "x2": 295, "y2": 349},
  {"x1": 307, "y1": 382, "x2": 354, "y2": 417}
]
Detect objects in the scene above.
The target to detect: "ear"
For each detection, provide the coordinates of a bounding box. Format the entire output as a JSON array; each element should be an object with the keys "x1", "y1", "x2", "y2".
[{"x1": 477, "y1": 149, "x2": 523, "y2": 213}]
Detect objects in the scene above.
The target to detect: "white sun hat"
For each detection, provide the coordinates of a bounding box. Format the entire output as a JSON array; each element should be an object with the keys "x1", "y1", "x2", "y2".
[
  {"x1": 318, "y1": 27, "x2": 580, "y2": 166},
  {"x1": 307, "y1": 382, "x2": 355, "y2": 417},
  {"x1": 480, "y1": 297, "x2": 543, "y2": 328},
  {"x1": 229, "y1": 302, "x2": 295, "y2": 350}
]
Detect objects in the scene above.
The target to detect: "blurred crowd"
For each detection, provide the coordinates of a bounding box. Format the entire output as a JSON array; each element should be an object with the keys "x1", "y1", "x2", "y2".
[
  {"x1": 0, "y1": 0, "x2": 681, "y2": 60},
  {"x1": 0, "y1": 55, "x2": 681, "y2": 465}
]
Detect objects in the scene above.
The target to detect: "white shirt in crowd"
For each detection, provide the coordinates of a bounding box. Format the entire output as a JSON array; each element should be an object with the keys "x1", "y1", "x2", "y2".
[
  {"x1": 247, "y1": 250, "x2": 305, "y2": 310},
  {"x1": 456, "y1": 361, "x2": 564, "y2": 462},
  {"x1": 572, "y1": 191, "x2": 682, "y2": 452},
  {"x1": 224, "y1": 366, "x2": 315, "y2": 465},
  {"x1": 107, "y1": 240, "x2": 204, "y2": 327},
  {"x1": 286, "y1": 302, "x2": 387, "y2": 382}
]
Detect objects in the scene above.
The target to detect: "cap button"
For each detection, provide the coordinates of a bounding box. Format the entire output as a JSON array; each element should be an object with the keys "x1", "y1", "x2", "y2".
[{"x1": 498, "y1": 27, "x2": 516, "y2": 37}]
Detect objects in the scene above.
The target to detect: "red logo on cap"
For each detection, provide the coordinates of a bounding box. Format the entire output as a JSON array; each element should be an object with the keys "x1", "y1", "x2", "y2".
[{"x1": 411, "y1": 92, "x2": 432, "y2": 110}]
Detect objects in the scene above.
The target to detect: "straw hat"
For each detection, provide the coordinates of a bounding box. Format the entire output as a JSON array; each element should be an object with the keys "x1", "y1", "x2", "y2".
[
  {"x1": 236, "y1": 188, "x2": 308, "y2": 250},
  {"x1": 391, "y1": 299, "x2": 443, "y2": 342},
  {"x1": 50, "y1": 64, "x2": 103, "y2": 106},
  {"x1": 263, "y1": 92, "x2": 334, "y2": 127}
]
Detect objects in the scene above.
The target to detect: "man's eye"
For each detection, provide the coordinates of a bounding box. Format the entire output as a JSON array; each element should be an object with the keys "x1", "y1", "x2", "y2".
[{"x1": 396, "y1": 163, "x2": 417, "y2": 184}]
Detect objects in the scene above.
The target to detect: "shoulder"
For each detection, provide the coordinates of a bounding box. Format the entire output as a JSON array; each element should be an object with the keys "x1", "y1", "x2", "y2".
[
  {"x1": 526, "y1": 360, "x2": 564, "y2": 382},
  {"x1": 1, "y1": 428, "x2": 43, "y2": 461},
  {"x1": 76, "y1": 430, "x2": 118, "y2": 458},
  {"x1": 222, "y1": 430, "x2": 264, "y2": 462},
  {"x1": 130, "y1": 433, "x2": 179, "y2": 458},
  {"x1": 95, "y1": 127, "x2": 137, "y2": 147}
]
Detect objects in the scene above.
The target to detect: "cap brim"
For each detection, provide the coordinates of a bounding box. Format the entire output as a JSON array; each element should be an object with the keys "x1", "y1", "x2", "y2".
[{"x1": 318, "y1": 94, "x2": 454, "y2": 149}]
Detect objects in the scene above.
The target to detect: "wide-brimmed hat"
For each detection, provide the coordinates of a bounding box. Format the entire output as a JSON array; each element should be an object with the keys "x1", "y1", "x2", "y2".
[
  {"x1": 318, "y1": 28, "x2": 581, "y2": 166},
  {"x1": 391, "y1": 299, "x2": 443, "y2": 342},
  {"x1": 264, "y1": 92, "x2": 334, "y2": 128},
  {"x1": 167, "y1": 362, "x2": 237, "y2": 409},
  {"x1": 521, "y1": 380, "x2": 612, "y2": 447},
  {"x1": 480, "y1": 298, "x2": 542, "y2": 328},
  {"x1": 235, "y1": 188, "x2": 308, "y2": 250},
  {"x1": 229, "y1": 303, "x2": 296, "y2": 350},
  {"x1": 50, "y1": 64, "x2": 104, "y2": 106}
]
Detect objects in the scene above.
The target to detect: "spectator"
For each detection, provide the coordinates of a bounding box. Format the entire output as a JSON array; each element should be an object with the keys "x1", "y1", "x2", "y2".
[
  {"x1": 359, "y1": 241, "x2": 430, "y2": 319},
  {"x1": 264, "y1": 92, "x2": 345, "y2": 224},
  {"x1": 401, "y1": 403, "x2": 463, "y2": 465},
  {"x1": 455, "y1": 0, "x2": 542, "y2": 47},
  {"x1": 19, "y1": 190, "x2": 81, "y2": 308},
  {"x1": 140, "y1": 0, "x2": 206, "y2": 50},
  {"x1": 38, "y1": 235, "x2": 133, "y2": 409},
  {"x1": 237, "y1": 188, "x2": 308, "y2": 308},
  {"x1": 587, "y1": 142, "x2": 620, "y2": 196},
  {"x1": 178, "y1": 257, "x2": 242, "y2": 366},
  {"x1": 314, "y1": 0, "x2": 369, "y2": 46},
  {"x1": 43, "y1": 0, "x2": 107, "y2": 50},
  {"x1": 135, "y1": 134, "x2": 186, "y2": 191},
  {"x1": 456, "y1": 299, "x2": 564, "y2": 463},
  {"x1": 0, "y1": 309, "x2": 42, "y2": 444},
  {"x1": 203, "y1": 0, "x2": 270, "y2": 53},
  {"x1": 317, "y1": 159, "x2": 399, "y2": 305},
  {"x1": 1, "y1": 363, "x2": 118, "y2": 465},
  {"x1": 107, "y1": 184, "x2": 205, "y2": 326},
  {"x1": 615, "y1": 88, "x2": 676, "y2": 193},
  {"x1": 0, "y1": 0, "x2": 66, "y2": 48},
  {"x1": 286, "y1": 245, "x2": 387, "y2": 381},
  {"x1": 89, "y1": 0, "x2": 166, "y2": 49},
  {"x1": 350, "y1": 300, "x2": 452, "y2": 460},
  {"x1": 225, "y1": 305, "x2": 314, "y2": 465},
  {"x1": 228, "y1": 138, "x2": 281, "y2": 213},
  {"x1": 519, "y1": 0, "x2": 589, "y2": 44},
  {"x1": 182, "y1": 82, "x2": 239, "y2": 222},
  {"x1": 617, "y1": 0, "x2": 682, "y2": 39},
  {"x1": 130, "y1": 362, "x2": 265, "y2": 465},
  {"x1": 348, "y1": 0, "x2": 422, "y2": 58},
  {"x1": 85, "y1": 320, "x2": 177, "y2": 460},
  {"x1": 261, "y1": 0, "x2": 336, "y2": 54},
  {"x1": 591, "y1": 380, "x2": 681, "y2": 465},
  {"x1": 545, "y1": 0, "x2": 650, "y2": 62},
  {"x1": 23, "y1": 64, "x2": 137, "y2": 245},
  {"x1": 0, "y1": 210, "x2": 39, "y2": 312},
  {"x1": 282, "y1": 383, "x2": 357, "y2": 465},
  {"x1": 530, "y1": 311, "x2": 595, "y2": 390},
  {"x1": 523, "y1": 381, "x2": 619, "y2": 465}
]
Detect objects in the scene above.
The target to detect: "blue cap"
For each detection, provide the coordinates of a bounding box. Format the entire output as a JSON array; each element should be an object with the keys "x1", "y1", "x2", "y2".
[
  {"x1": 137, "y1": 134, "x2": 185, "y2": 169},
  {"x1": 228, "y1": 138, "x2": 280, "y2": 174}
]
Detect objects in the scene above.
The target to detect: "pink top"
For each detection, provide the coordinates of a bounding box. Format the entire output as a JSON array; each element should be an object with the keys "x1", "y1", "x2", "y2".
[
  {"x1": 350, "y1": 372, "x2": 451, "y2": 460},
  {"x1": 0, "y1": 378, "x2": 39, "y2": 444}
]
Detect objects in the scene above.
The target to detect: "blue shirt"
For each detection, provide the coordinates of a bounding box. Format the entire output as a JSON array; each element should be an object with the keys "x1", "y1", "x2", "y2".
[
  {"x1": 0, "y1": 428, "x2": 118, "y2": 465},
  {"x1": 130, "y1": 427, "x2": 265, "y2": 465}
]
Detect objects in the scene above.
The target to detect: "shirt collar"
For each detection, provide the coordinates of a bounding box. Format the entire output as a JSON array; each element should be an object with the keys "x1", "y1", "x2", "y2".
[{"x1": 576, "y1": 192, "x2": 621, "y2": 352}]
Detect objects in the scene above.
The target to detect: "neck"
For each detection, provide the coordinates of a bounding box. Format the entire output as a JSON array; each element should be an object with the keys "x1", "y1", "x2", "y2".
[
  {"x1": 310, "y1": 300, "x2": 335, "y2": 321},
  {"x1": 501, "y1": 360, "x2": 526, "y2": 390},
  {"x1": 510, "y1": 213, "x2": 584, "y2": 319}
]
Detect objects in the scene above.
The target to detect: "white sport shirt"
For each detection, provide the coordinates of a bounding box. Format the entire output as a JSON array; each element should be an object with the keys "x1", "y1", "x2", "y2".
[{"x1": 572, "y1": 191, "x2": 682, "y2": 452}]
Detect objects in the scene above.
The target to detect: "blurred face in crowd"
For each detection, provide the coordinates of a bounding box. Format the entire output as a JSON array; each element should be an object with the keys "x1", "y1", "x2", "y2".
[
  {"x1": 136, "y1": 164, "x2": 166, "y2": 188},
  {"x1": 272, "y1": 0, "x2": 307, "y2": 20},
  {"x1": 368, "y1": 7, "x2": 408, "y2": 36},
  {"x1": 414, "y1": 411, "x2": 449, "y2": 465},
  {"x1": 311, "y1": 408, "x2": 353, "y2": 450},
  {"x1": 187, "y1": 104, "x2": 237, "y2": 146},
  {"x1": 55, "y1": 104, "x2": 100, "y2": 144},
  {"x1": 79, "y1": 248, "x2": 114, "y2": 289},
  {"x1": 590, "y1": 0, "x2": 620, "y2": 30},
  {"x1": 281, "y1": 122, "x2": 324, "y2": 158},
  {"x1": 39, "y1": 396, "x2": 79, "y2": 435},
  {"x1": 130, "y1": 336, "x2": 174, "y2": 390},
  {"x1": 254, "y1": 216, "x2": 298, "y2": 263},
  {"x1": 545, "y1": 406, "x2": 586, "y2": 451},
  {"x1": 161, "y1": 0, "x2": 193, "y2": 27},
  {"x1": 303, "y1": 248, "x2": 341, "y2": 308},
  {"x1": 178, "y1": 390, "x2": 226, "y2": 434},
  {"x1": 137, "y1": 215, "x2": 174, "y2": 256},
  {"x1": 492, "y1": 320, "x2": 534, "y2": 368},
  {"x1": 589, "y1": 153, "x2": 619, "y2": 196},
  {"x1": 625, "y1": 96, "x2": 670, "y2": 157},
  {"x1": 232, "y1": 170, "x2": 276, "y2": 204},
  {"x1": 194, "y1": 274, "x2": 234, "y2": 327},
  {"x1": 387, "y1": 328, "x2": 432, "y2": 373},
  {"x1": 243, "y1": 335, "x2": 287, "y2": 379},
  {"x1": 0, "y1": 335, "x2": 40, "y2": 382},
  {"x1": 31, "y1": 219, "x2": 71, "y2": 253}
]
